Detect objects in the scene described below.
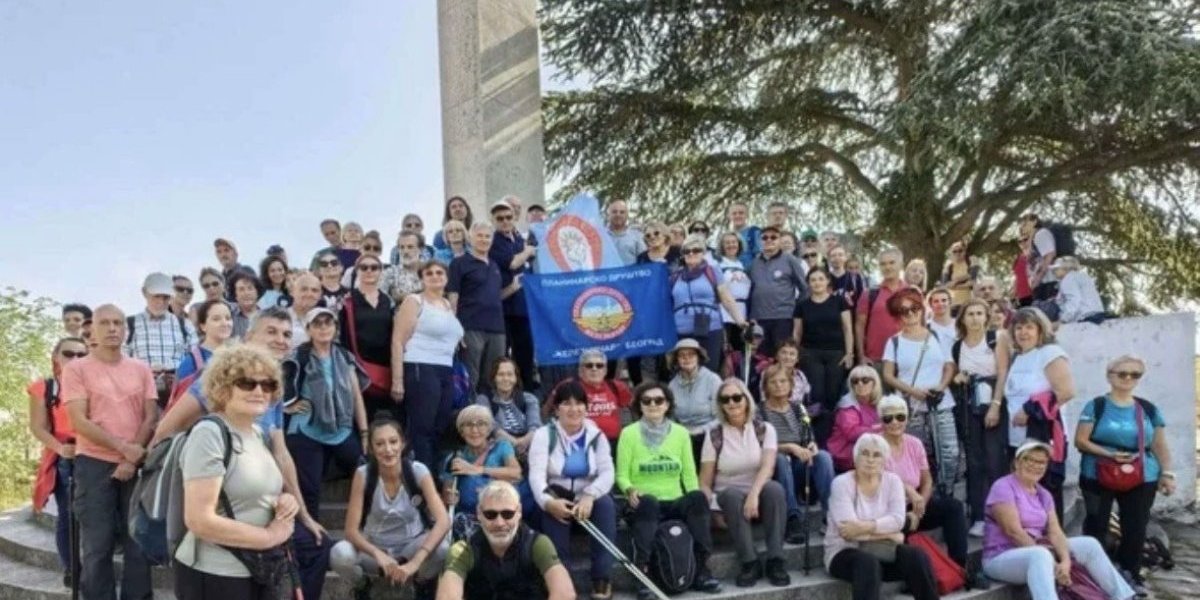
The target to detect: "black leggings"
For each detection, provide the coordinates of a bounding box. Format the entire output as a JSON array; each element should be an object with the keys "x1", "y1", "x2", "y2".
[
  {"x1": 828, "y1": 544, "x2": 940, "y2": 600},
  {"x1": 1081, "y1": 478, "x2": 1158, "y2": 576},
  {"x1": 174, "y1": 562, "x2": 271, "y2": 600},
  {"x1": 904, "y1": 496, "x2": 969, "y2": 568},
  {"x1": 801, "y1": 347, "x2": 846, "y2": 445}
]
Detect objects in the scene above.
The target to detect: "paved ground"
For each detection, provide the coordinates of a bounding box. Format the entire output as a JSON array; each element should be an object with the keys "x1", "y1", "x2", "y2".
[{"x1": 1146, "y1": 510, "x2": 1200, "y2": 599}]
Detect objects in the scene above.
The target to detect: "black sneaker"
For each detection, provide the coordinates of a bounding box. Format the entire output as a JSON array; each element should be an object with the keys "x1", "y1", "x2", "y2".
[
  {"x1": 735, "y1": 560, "x2": 761, "y2": 587},
  {"x1": 966, "y1": 569, "x2": 990, "y2": 590},
  {"x1": 353, "y1": 578, "x2": 372, "y2": 600},
  {"x1": 765, "y1": 557, "x2": 791, "y2": 586},
  {"x1": 691, "y1": 568, "x2": 722, "y2": 593},
  {"x1": 636, "y1": 586, "x2": 657, "y2": 600},
  {"x1": 785, "y1": 514, "x2": 807, "y2": 545},
  {"x1": 62, "y1": 572, "x2": 71, "y2": 589}
]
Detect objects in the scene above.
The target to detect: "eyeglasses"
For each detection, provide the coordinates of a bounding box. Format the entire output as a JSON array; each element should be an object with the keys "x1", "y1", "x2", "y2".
[
  {"x1": 362, "y1": 245, "x2": 382, "y2": 252},
  {"x1": 582, "y1": 362, "x2": 605, "y2": 370},
  {"x1": 761, "y1": 235, "x2": 779, "y2": 241},
  {"x1": 404, "y1": 222, "x2": 421, "y2": 230},
  {"x1": 952, "y1": 249, "x2": 965, "y2": 254},
  {"x1": 461, "y1": 420, "x2": 490, "y2": 430},
  {"x1": 1021, "y1": 457, "x2": 1049, "y2": 467},
  {"x1": 640, "y1": 395, "x2": 667, "y2": 406},
  {"x1": 881, "y1": 413, "x2": 907, "y2": 424},
  {"x1": 682, "y1": 248, "x2": 704, "y2": 255},
  {"x1": 60, "y1": 350, "x2": 88, "y2": 359},
  {"x1": 319, "y1": 260, "x2": 339, "y2": 268},
  {"x1": 850, "y1": 378, "x2": 874, "y2": 386},
  {"x1": 644, "y1": 232, "x2": 662, "y2": 239},
  {"x1": 718, "y1": 393, "x2": 745, "y2": 405},
  {"x1": 1109, "y1": 370, "x2": 1144, "y2": 380},
  {"x1": 202, "y1": 281, "x2": 222, "y2": 289},
  {"x1": 233, "y1": 378, "x2": 280, "y2": 393},
  {"x1": 858, "y1": 450, "x2": 884, "y2": 459},
  {"x1": 481, "y1": 509, "x2": 517, "y2": 521},
  {"x1": 358, "y1": 264, "x2": 381, "y2": 272},
  {"x1": 175, "y1": 286, "x2": 194, "y2": 294}
]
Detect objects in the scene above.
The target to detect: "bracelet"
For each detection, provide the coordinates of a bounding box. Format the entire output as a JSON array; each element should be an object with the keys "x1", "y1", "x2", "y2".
[
  {"x1": 1162, "y1": 471, "x2": 1176, "y2": 480},
  {"x1": 989, "y1": 400, "x2": 1002, "y2": 407}
]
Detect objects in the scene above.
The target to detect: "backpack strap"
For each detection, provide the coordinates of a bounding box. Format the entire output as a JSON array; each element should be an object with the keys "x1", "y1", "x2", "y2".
[
  {"x1": 126, "y1": 315, "x2": 137, "y2": 345},
  {"x1": 197, "y1": 415, "x2": 237, "y2": 519},
  {"x1": 709, "y1": 424, "x2": 725, "y2": 471},
  {"x1": 986, "y1": 329, "x2": 997, "y2": 351},
  {"x1": 189, "y1": 345, "x2": 206, "y2": 371},
  {"x1": 175, "y1": 314, "x2": 190, "y2": 345},
  {"x1": 43, "y1": 378, "x2": 58, "y2": 436},
  {"x1": 951, "y1": 339, "x2": 963, "y2": 365},
  {"x1": 401, "y1": 458, "x2": 432, "y2": 529},
  {"x1": 360, "y1": 462, "x2": 378, "y2": 531}
]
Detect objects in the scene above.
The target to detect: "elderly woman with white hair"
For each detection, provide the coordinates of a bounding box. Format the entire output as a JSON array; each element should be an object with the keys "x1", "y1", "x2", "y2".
[
  {"x1": 698, "y1": 378, "x2": 790, "y2": 588},
  {"x1": 441, "y1": 405, "x2": 525, "y2": 541},
  {"x1": 1049, "y1": 256, "x2": 1106, "y2": 325},
  {"x1": 878, "y1": 394, "x2": 981, "y2": 587},
  {"x1": 670, "y1": 234, "x2": 748, "y2": 373},
  {"x1": 825, "y1": 433, "x2": 941, "y2": 600}
]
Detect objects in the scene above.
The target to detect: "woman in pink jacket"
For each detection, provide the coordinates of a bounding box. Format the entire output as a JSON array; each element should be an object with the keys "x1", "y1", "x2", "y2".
[{"x1": 827, "y1": 366, "x2": 884, "y2": 472}]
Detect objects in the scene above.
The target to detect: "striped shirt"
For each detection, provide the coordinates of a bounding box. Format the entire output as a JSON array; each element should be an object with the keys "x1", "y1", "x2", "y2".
[{"x1": 125, "y1": 311, "x2": 196, "y2": 370}]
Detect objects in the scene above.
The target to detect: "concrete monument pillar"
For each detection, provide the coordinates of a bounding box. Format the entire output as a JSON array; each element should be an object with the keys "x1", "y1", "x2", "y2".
[{"x1": 437, "y1": 0, "x2": 545, "y2": 218}]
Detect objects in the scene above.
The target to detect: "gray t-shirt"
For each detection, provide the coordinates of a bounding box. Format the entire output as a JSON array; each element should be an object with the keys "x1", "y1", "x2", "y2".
[
  {"x1": 763, "y1": 404, "x2": 806, "y2": 445},
  {"x1": 609, "y1": 227, "x2": 647, "y2": 266},
  {"x1": 175, "y1": 418, "x2": 283, "y2": 577},
  {"x1": 360, "y1": 462, "x2": 433, "y2": 550}
]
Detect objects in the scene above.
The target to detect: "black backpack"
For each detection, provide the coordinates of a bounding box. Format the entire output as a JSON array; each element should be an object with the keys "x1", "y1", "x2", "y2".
[
  {"x1": 650, "y1": 520, "x2": 696, "y2": 594},
  {"x1": 359, "y1": 458, "x2": 432, "y2": 530},
  {"x1": 42, "y1": 378, "x2": 60, "y2": 436},
  {"x1": 1044, "y1": 222, "x2": 1076, "y2": 258}
]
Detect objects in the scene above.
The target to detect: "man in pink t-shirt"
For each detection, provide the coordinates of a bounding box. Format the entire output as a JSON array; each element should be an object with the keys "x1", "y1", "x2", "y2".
[
  {"x1": 855, "y1": 248, "x2": 908, "y2": 366},
  {"x1": 62, "y1": 304, "x2": 157, "y2": 599}
]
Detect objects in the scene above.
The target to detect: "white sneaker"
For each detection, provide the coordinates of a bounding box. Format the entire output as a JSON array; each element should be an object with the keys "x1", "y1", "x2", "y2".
[{"x1": 969, "y1": 521, "x2": 985, "y2": 538}]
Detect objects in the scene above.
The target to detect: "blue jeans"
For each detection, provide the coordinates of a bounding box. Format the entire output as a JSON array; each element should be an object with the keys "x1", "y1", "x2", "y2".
[
  {"x1": 775, "y1": 451, "x2": 834, "y2": 518},
  {"x1": 53, "y1": 457, "x2": 73, "y2": 571},
  {"x1": 536, "y1": 494, "x2": 617, "y2": 579}
]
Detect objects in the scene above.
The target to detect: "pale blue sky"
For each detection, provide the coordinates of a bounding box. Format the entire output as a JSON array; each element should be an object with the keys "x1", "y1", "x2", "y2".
[{"x1": 0, "y1": 1, "x2": 478, "y2": 312}]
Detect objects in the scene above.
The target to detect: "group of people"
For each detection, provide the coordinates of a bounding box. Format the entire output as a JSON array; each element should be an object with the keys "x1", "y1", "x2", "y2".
[{"x1": 29, "y1": 197, "x2": 1164, "y2": 600}]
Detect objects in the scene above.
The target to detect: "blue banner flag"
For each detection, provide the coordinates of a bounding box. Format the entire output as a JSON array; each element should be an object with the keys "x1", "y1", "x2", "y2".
[
  {"x1": 534, "y1": 193, "x2": 624, "y2": 274},
  {"x1": 523, "y1": 263, "x2": 678, "y2": 365}
]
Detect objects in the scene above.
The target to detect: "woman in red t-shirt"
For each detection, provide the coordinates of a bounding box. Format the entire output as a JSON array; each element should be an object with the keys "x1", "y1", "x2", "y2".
[
  {"x1": 28, "y1": 336, "x2": 87, "y2": 583},
  {"x1": 543, "y1": 350, "x2": 632, "y2": 445}
]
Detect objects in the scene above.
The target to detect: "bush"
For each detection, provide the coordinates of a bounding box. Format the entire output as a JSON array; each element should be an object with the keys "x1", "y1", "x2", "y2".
[{"x1": 0, "y1": 289, "x2": 58, "y2": 509}]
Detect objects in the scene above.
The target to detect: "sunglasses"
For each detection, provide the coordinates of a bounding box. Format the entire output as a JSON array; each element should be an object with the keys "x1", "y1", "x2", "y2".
[
  {"x1": 682, "y1": 248, "x2": 704, "y2": 255},
  {"x1": 881, "y1": 413, "x2": 907, "y2": 424},
  {"x1": 582, "y1": 362, "x2": 605, "y2": 370},
  {"x1": 689, "y1": 228, "x2": 709, "y2": 234},
  {"x1": 802, "y1": 253, "x2": 818, "y2": 259},
  {"x1": 404, "y1": 222, "x2": 421, "y2": 229},
  {"x1": 202, "y1": 281, "x2": 223, "y2": 289},
  {"x1": 952, "y1": 249, "x2": 965, "y2": 254},
  {"x1": 761, "y1": 235, "x2": 779, "y2": 241},
  {"x1": 494, "y1": 214, "x2": 514, "y2": 222},
  {"x1": 319, "y1": 260, "x2": 339, "y2": 268},
  {"x1": 850, "y1": 377, "x2": 874, "y2": 386},
  {"x1": 358, "y1": 264, "x2": 382, "y2": 272},
  {"x1": 718, "y1": 393, "x2": 745, "y2": 405},
  {"x1": 362, "y1": 245, "x2": 382, "y2": 252},
  {"x1": 644, "y1": 232, "x2": 662, "y2": 239},
  {"x1": 233, "y1": 378, "x2": 280, "y2": 393},
  {"x1": 175, "y1": 286, "x2": 194, "y2": 294},
  {"x1": 61, "y1": 350, "x2": 88, "y2": 359},
  {"x1": 1109, "y1": 370, "x2": 1144, "y2": 380},
  {"x1": 640, "y1": 395, "x2": 667, "y2": 406},
  {"x1": 311, "y1": 317, "x2": 336, "y2": 327},
  {"x1": 900, "y1": 306, "x2": 923, "y2": 316},
  {"x1": 481, "y1": 509, "x2": 518, "y2": 521}
]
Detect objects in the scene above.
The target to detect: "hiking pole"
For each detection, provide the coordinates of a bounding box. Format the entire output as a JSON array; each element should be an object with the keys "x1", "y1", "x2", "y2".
[
  {"x1": 741, "y1": 321, "x2": 755, "y2": 384},
  {"x1": 803, "y1": 464, "x2": 812, "y2": 576},
  {"x1": 576, "y1": 516, "x2": 670, "y2": 600},
  {"x1": 69, "y1": 468, "x2": 79, "y2": 600}
]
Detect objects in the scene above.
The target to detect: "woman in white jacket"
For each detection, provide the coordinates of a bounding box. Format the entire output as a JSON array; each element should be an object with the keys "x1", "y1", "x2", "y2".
[{"x1": 528, "y1": 380, "x2": 617, "y2": 600}]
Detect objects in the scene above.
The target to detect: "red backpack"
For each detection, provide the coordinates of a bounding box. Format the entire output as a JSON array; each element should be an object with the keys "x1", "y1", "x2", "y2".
[
  {"x1": 906, "y1": 532, "x2": 965, "y2": 595},
  {"x1": 164, "y1": 346, "x2": 206, "y2": 413}
]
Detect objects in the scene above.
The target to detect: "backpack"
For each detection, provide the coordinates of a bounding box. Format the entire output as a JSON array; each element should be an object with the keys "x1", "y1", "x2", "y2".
[
  {"x1": 129, "y1": 414, "x2": 232, "y2": 566},
  {"x1": 649, "y1": 520, "x2": 696, "y2": 594},
  {"x1": 907, "y1": 532, "x2": 966, "y2": 594},
  {"x1": 360, "y1": 458, "x2": 432, "y2": 531},
  {"x1": 126, "y1": 313, "x2": 191, "y2": 346},
  {"x1": 42, "y1": 378, "x2": 60, "y2": 437},
  {"x1": 1045, "y1": 222, "x2": 1076, "y2": 258},
  {"x1": 165, "y1": 345, "x2": 207, "y2": 413},
  {"x1": 708, "y1": 420, "x2": 766, "y2": 471},
  {"x1": 951, "y1": 330, "x2": 997, "y2": 365}
]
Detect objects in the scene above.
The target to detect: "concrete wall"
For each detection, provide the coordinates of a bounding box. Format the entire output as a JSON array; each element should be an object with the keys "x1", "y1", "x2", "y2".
[
  {"x1": 1055, "y1": 312, "x2": 1196, "y2": 515},
  {"x1": 438, "y1": 0, "x2": 545, "y2": 218}
]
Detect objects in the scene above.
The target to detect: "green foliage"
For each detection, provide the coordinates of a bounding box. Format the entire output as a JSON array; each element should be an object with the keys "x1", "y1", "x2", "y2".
[
  {"x1": 0, "y1": 289, "x2": 59, "y2": 509},
  {"x1": 542, "y1": 0, "x2": 1200, "y2": 308}
]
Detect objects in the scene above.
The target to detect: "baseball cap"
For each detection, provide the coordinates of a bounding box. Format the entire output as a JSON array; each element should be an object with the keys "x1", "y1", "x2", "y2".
[
  {"x1": 213, "y1": 238, "x2": 236, "y2": 252},
  {"x1": 143, "y1": 273, "x2": 175, "y2": 297},
  {"x1": 1014, "y1": 440, "x2": 1053, "y2": 460},
  {"x1": 266, "y1": 244, "x2": 285, "y2": 257},
  {"x1": 527, "y1": 203, "x2": 546, "y2": 212},
  {"x1": 303, "y1": 307, "x2": 338, "y2": 327},
  {"x1": 490, "y1": 200, "x2": 514, "y2": 213},
  {"x1": 801, "y1": 228, "x2": 818, "y2": 241}
]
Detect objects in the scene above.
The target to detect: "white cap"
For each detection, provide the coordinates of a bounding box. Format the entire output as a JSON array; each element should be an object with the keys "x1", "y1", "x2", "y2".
[
  {"x1": 143, "y1": 273, "x2": 174, "y2": 297},
  {"x1": 303, "y1": 307, "x2": 338, "y2": 327}
]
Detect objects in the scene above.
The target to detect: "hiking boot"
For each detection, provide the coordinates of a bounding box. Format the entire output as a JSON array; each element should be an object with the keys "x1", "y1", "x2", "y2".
[
  {"x1": 765, "y1": 557, "x2": 791, "y2": 587},
  {"x1": 691, "y1": 567, "x2": 722, "y2": 593},
  {"x1": 735, "y1": 560, "x2": 761, "y2": 587},
  {"x1": 785, "y1": 514, "x2": 807, "y2": 545}
]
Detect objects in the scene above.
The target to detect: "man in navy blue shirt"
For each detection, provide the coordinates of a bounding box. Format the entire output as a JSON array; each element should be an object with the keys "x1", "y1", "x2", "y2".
[
  {"x1": 490, "y1": 199, "x2": 538, "y2": 391},
  {"x1": 449, "y1": 221, "x2": 513, "y2": 393}
]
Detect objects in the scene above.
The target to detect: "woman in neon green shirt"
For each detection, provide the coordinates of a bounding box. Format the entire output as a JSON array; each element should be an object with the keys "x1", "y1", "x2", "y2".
[{"x1": 616, "y1": 382, "x2": 721, "y2": 599}]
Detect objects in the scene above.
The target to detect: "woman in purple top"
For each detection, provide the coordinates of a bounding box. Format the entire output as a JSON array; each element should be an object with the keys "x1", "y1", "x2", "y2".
[
  {"x1": 982, "y1": 441, "x2": 1133, "y2": 600},
  {"x1": 824, "y1": 433, "x2": 940, "y2": 600}
]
